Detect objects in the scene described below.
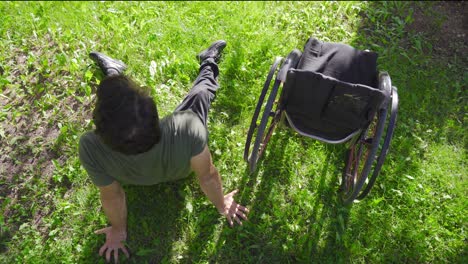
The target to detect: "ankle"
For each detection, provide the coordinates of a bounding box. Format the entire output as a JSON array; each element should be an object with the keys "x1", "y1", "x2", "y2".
[{"x1": 200, "y1": 59, "x2": 219, "y2": 78}]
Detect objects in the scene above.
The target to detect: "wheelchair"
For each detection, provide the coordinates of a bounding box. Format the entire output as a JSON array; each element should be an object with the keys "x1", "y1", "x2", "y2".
[{"x1": 244, "y1": 37, "x2": 399, "y2": 204}]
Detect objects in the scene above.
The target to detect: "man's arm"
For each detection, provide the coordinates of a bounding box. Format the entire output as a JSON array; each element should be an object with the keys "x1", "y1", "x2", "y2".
[
  {"x1": 95, "y1": 181, "x2": 130, "y2": 263},
  {"x1": 191, "y1": 146, "x2": 249, "y2": 226},
  {"x1": 99, "y1": 181, "x2": 127, "y2": 231}
]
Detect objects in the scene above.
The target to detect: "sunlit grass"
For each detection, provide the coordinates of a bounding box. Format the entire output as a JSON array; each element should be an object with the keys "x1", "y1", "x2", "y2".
[{"x1": 0, "y1": 1, "x2": 466, "y2": 263}]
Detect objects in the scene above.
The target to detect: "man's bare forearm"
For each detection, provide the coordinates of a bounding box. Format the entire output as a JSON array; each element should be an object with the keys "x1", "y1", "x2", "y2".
[
  {"x1": 100, "y1": 185, "x2": 127, "y2": 231},
  {"x1": 198, "y1": 167, "x2": 225, "y2": 213},
  {"x1": 191, "y1": 147, "x2": 249, "y2": 226}
]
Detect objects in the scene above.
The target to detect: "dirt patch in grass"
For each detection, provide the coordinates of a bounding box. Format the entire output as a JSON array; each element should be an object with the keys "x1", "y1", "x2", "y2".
[
  {"x1": 406, "y1": 1, "x2": 467, "y2": 65},
  {"x1": 0, "y1": 34, "x2": 95, "y2": 241}
]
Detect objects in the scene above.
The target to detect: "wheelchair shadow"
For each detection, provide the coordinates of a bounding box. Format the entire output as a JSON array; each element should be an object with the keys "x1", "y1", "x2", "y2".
[
  {"x1": 210, "y1": 131, "x2": 296, "y2": 262},
  {"x1": 291, "y1": 136, "x2": 352, "y2": 261},
  {"x1": 304, "y1": 144, "x2": 352, "y2": 261},
  {"x1": 210, "y1": 129, "x2": 352, "y2": 262}
]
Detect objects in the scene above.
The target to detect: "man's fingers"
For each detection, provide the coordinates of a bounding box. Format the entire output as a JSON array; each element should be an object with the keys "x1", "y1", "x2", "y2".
[
  {"x1": 99, "y1": 245, "x2": 107, "y2": 257},
  {"x1": 224, "y1": 190, "x2": 249, "y2": 227},
  {"x1": 236, "y1": 211, "x2": 248, "y2": 220},
  {"x1": 226, "y1": 214, "x2": 234, "y2": 227},
  {"x1": 233, "y1": 215, "x2": 243, "y2": 225},
  {"x1": 237, "y1": 205, "x2": 249, "y2": 213},
  {"x1": 229, "y1": 204, "x2": 248, "y2": 215},
  {"x1": 106, "y1": 247, "x2": 112, "y2": 263},
  {"x1": 114, "y1": 248, "x2": 119, "y2": 264},
  {"x1": 122, "y1": 246, "x2": 130, "y2": 258},
  {"x1": 227, "y1": 189, "x2": 238, "y2": 197},
  {"x1": 95, "y1": 228, "x2": 108, "y2": 235}
]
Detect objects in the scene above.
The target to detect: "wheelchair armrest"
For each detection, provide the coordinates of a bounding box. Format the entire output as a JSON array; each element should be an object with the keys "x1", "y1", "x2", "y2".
[
  {"x1": 378, "y1": 72, "x2": 393, "y2": 106},
  {"x1": 277, "y1": 49, "x2": 302, "y2": 82}
]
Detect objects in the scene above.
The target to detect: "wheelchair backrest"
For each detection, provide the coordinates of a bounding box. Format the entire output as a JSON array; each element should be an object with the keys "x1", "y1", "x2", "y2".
[
  {"x1": 297, "y1": 37, "x2": 378, "y2": 87},
  {"x1": 281, "y1": 38, "x2": 386, "y2": 141}
]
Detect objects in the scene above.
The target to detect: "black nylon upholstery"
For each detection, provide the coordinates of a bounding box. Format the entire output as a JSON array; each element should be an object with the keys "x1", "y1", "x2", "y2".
[
  {"x1": 281, "y1": 38, "x2": 386, "y2": 141},
  {"x1": 297, "y1": 37, "x2": 378, "y2": 88}
]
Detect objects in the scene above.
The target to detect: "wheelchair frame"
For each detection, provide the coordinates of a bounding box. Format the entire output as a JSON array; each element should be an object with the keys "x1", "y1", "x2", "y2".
[{"x1": 244, "y1": 53, "x2": 399, "y2": 204}]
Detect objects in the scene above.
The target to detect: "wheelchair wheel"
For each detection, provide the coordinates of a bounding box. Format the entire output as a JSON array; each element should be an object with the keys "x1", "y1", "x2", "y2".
[
  {"x1": 357, "y1": 79, "x2": 399, "y2": 199},
  {"x1": 244, "y1": 57, "x2": 283, "y2": 173},
  {"x1": 341, "y1": 110, "x2": 386, "y2": 204},
  {"x1": 340, "y1": 73, "x2": 397, "y2": 204}
]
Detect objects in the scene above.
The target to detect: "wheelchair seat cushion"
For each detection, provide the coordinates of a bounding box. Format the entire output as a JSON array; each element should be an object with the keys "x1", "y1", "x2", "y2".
[
  {"x1": 282, "y1": 70, "x2": 386, "y2": 141},
  {"x1": 297, "y1": 37, "x2": 378, "y2": 88}
]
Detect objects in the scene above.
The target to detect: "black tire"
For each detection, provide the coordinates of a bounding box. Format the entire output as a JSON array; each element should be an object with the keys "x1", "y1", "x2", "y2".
[
  {"x1": 340, "y1": 98, "x2": 388, "y2": 204},
  {"x1": 248, "y1": 78, "x2": 283, "y2": 173},
  {"x1": 244, "y1": 57, "x2": 282, "y2": 163},
  {"x1": 244, "y1": 51, "x2": 302, "y2": 173},
  {"x1": 357, "y1": 85, "x2": 399, "y2": 199}
]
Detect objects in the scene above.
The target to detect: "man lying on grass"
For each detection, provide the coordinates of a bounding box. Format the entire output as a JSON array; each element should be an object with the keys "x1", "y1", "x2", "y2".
[{"x1": 79, "y1": 40, "x2": 249, "y2": 263}]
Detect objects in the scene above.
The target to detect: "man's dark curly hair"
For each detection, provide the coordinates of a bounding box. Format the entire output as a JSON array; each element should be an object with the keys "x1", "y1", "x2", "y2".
[{"x1": 93, "y1": 75, "x2": 161, "y2": 155}]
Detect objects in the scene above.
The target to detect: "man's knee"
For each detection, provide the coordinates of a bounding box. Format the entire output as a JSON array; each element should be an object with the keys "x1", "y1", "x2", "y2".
[{"x1": 194, "y1": 87, "x2": 215, "y2": 102}]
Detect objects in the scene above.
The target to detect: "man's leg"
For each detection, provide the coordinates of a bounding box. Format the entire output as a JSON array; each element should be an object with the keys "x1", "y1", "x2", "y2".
[
  {"x1": 174, "y1": 58, "x2": 219, "y2": 126},
  {"x1": 175, "y1": 40, "x2": 227, "y2": 126}
]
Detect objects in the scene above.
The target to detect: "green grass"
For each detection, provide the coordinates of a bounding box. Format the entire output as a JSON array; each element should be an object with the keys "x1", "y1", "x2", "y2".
[{"x1": 0, "y1": 1, "x2": 466, "y2": 263}]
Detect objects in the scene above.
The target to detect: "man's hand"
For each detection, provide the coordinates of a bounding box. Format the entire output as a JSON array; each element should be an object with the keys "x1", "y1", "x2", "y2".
[
  {"x1": 222, "y1": 190, "x2": 249, "y2": 226},
  {"x1": 95, "y1": 226, "x2": 130, "y2": 263},
  {"x1": 191, "y1": 147, "x2": 250, "y2": 227}
]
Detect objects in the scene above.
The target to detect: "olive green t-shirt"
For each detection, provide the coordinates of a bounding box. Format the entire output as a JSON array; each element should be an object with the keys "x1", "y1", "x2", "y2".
[{"x1": 79, "y1": 111, "x2": 207, "y2": 186}]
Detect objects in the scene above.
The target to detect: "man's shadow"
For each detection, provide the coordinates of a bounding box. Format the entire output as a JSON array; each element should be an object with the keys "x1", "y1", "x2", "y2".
[{"x1": 77, "y1": 179, "x2": 192, "y2": 263}]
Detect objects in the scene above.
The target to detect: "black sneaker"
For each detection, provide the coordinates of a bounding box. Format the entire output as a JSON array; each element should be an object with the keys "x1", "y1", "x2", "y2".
[
  {"x1": 196, "y1": 40, "x2": 227, "y2": 64},
  {"x1": 89, "y1": 51, "x2": 127, "y2": 76}
]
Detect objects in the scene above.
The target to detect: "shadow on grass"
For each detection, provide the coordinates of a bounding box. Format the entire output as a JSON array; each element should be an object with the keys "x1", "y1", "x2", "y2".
[
  {"x1": 78, "y1": 181, "x2": 189, "y2": 263},
  {"x1": 305, "y1": 145, "x2": 352, "y2": 262},
  {"x1": 213, "y1": 131, "x2": 293, "y2": 262},
  {"x1": 341, "y1": 2, "x2": 467, "y2": 262},
  {"x1": 206, "y1": 129, "x2": 352, "y2": 262},
  {"x1": 211, "y1": 38, "x2": 251, "y2": 127},
  {"x1": 352, "y1": 1, "x2": 465, "y2": 146},
  {"x1": 75, "y1": 2, "x2": 465, "y2": 263}
]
